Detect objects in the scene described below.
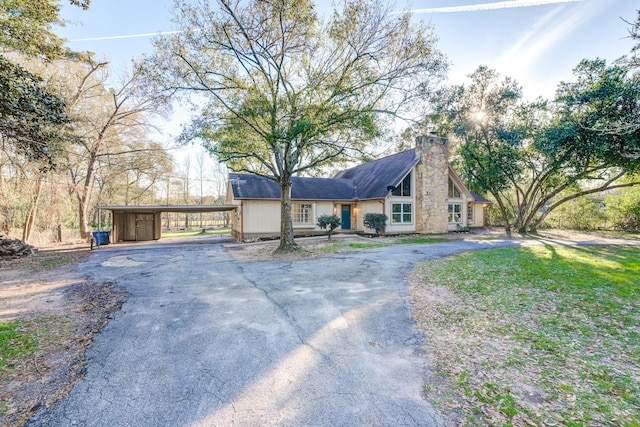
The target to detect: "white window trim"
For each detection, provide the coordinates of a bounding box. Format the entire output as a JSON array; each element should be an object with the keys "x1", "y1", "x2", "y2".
[
  {"x1": 391, "y1": 202, "x2": 413, "y2": 225},
  {"x1": 292, "y1": 202, "x2": 315, "y2": 226},
  {"x1": 448, "y1": 203, "x2": 463, "y2": 224}
]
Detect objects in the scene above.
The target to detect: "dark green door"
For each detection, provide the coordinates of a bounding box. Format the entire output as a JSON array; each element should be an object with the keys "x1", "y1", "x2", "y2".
[{"x1": 341, "y1": 205, "x2": 351, "y2": 230}]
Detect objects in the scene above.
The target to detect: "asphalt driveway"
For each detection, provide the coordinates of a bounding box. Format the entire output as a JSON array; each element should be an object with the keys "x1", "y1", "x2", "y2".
[{"x1": 27, "y1": 237, "x2": 515, "y2": 427}]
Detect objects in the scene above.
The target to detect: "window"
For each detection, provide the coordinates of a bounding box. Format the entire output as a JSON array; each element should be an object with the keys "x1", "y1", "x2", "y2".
[
  {"x1": 467, "y1": 204, "x2": 474, "y2": 223},
  {"x1": 448, "y1": 178, "x2": 461, "y2": 198},
  {"x1": 292, "y1": 203, "x2": 313, "y2": 224},
  {"x1": 392, "y1": 172, "x2": 412, "y2": 197},
  {"x1": 392, "y1": 203, "x2": 412, "y2": 224},
  {"x1": 448, "y1": 203, "x2": 462, "y2": 224}
]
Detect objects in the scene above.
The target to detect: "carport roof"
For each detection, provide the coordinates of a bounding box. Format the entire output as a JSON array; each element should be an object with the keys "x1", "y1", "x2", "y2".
[{"x1": 97, "y1": 205, "x2": 236, "y2": 214}]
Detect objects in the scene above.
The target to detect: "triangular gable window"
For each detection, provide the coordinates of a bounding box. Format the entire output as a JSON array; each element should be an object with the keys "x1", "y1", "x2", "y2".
[
  {"x1": 392, "y1": 172, "x2": 411, "y2": 197},
  {"x1": 448, "y1": 178, "x2": 461, "y2": 198}
]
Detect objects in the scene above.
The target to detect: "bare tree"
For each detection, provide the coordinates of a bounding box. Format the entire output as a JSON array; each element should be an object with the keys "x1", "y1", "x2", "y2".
[
  {"x1": 58, "y1": 56, "x2": 170, "y2": 238},
  {"x1": 196, "y1": 149, "x2": 205, "y2": 227},
  {"x1": 147, "y1": 0, "x2": 447, "y2": 251}
]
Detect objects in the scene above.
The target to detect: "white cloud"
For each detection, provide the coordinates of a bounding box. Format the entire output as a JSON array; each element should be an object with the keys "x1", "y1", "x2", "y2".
[{"x1": 407, "y1": 0, "x2": 584, "y2": 14}]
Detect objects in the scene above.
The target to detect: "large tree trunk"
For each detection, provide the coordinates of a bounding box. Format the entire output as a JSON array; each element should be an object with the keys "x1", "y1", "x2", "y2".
[
  {"x1": 276, "y1": 178, "x2": 298, "y2": 253},
  {"x1": 77, "y1": 175, "x2": 93, "y2": 240},
  {"x1": 78, "y1": 193, "x2": 90, "y2": 239},
  {"x1": 22, "y1": 174, "x2": 44, "y2": 243},
  {"x1": 492, "y1": 192, "x2": 512, "y2": 238},
  {"x1": 77, "y1": 153, "x2": 98, "y2": 240}
]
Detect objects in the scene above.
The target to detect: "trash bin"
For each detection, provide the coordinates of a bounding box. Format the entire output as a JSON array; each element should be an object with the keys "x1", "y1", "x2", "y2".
[{"x1": 92, "y1": 231, "x2": 110, "y2": 246}]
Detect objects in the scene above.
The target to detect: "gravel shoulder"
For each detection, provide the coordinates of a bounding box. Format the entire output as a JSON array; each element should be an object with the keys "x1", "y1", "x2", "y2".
[{"x1": 0, "y1": 243, "x2": 128, "y2": 427}]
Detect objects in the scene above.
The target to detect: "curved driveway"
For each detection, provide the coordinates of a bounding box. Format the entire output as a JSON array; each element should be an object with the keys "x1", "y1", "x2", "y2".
[{"x1": 28, "y1": 238, "x2": 516, "y2": 427}]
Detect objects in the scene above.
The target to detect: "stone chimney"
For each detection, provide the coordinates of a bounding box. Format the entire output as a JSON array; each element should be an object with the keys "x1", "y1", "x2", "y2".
[{"x1": 414, "y1": 135, "x2": 449, "y2": 233}]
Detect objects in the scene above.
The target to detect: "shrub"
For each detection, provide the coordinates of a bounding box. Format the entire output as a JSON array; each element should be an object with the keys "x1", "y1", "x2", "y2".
[
  {"x1": 317, "y1": 214, "x2": 341, "y2": 240},
  {"x1": 363, "y1": 213, "x2": 388, "y2": 235},
  {"x1": 605, "y1": 186, "x2": 640, "y2": 232}
]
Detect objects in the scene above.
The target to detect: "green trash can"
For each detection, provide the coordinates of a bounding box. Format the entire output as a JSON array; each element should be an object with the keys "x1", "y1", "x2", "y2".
[{"x1": 92, "y1": 231, "x2": 110, "y2": 246}]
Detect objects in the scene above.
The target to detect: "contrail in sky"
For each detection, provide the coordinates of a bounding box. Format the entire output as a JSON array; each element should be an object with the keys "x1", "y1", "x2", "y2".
[
  {"x1": 70, "y1": 30, "x2": 184, "y2": 42},
  {"x1": 70, "y1": 0, "x2": 584, "y2": 42},
  {"x1": 408, "y1": 0, "x2": 584, "y2": 14}
]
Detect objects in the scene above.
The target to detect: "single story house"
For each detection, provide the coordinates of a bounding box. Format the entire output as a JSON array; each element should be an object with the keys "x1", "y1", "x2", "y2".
[{"x1": 226, "y1": 135, "x2": 490, "y2": 241}]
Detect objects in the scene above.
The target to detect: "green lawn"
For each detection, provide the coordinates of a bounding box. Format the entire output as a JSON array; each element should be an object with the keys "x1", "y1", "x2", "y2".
[
  {"x1": 411, "y1": 244, "x2": 640, "y2": 426},
  {"x1": 161, "y1": 228, "x2": 231, "y2": 239},
  {"x1": 0, "y1": 321, "x2": 36, "y2": 369},
  {"x1": 304, "y1": 235, "x2": 461, "y2": 254}
]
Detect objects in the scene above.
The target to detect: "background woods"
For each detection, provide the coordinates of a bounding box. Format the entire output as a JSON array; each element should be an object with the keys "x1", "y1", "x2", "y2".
[{"x1": 0, "y1": 2, "x2": 639, "y2": 245}]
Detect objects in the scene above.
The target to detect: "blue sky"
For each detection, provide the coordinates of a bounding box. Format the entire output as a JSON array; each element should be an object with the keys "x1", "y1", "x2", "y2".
[{"x1": 56, "y1": 0, "x2": 637, "y2": 100}]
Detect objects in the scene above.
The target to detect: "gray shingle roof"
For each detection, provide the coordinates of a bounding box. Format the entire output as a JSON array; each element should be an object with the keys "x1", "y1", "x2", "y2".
[
  {"x1": 471, "y1": 191, "x2": 491, "y2": 203},
  {"x1": 229, "y1": 173, "x2": 356, "y2": 201},
  {"x1": 333, "y1": 149, "x2": 419, "y2": 199},
  {"x1": 228, "y1": 149, "x2": 492, "y2": 203}
]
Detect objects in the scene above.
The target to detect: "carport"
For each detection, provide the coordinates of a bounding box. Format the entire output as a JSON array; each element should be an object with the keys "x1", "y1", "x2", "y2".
[{"x1": 96, "y1": 205, "x2": 237, "y2": 243}]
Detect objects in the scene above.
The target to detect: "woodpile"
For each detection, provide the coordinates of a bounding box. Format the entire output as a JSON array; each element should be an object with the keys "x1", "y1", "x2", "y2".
[{"x1": 0, "y1": 239, "x2": 36, "y2": 259}]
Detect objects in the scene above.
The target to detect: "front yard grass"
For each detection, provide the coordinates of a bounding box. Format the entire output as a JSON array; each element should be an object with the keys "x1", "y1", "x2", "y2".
[
  {"x1": 162, "y1": 228, "x2": 231, "y2": 239},
  {"x1": 0, "y1": 321, "x2": 36, "y2": 369},
  {"x1": 411, "y1": 244, "x2": 639, "y2": 426},
  {"x1": 303, "y1": 235, "x2": 460, "y2": 255}
]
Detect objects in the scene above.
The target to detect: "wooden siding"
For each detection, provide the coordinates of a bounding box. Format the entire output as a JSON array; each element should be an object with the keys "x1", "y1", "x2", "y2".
[{"x1": 112, "y1": 212, "x2": 160, "y2": 242}]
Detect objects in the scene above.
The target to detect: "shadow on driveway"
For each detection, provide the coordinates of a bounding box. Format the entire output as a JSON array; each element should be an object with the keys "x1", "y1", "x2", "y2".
[{"x1": 28, "y1": 238, "x2": 515, "y2": 427}]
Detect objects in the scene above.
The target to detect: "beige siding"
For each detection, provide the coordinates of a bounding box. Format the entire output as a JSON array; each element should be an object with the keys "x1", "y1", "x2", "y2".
[
  {"x1": 357, "y1": 200, "x2": 385, "y2": 233},
  {"x1": 468, "y1": 203, "x2": 487, "y2": 228},
  {"x1": 234, "y1": 199, "x2": 348, "y2": 240},
  {"x1": 314, "y1": 202, "x2": 336, "y2": 221},
  {"x1": 243, "y1": 200, "x2": 281, "y2": 234}
]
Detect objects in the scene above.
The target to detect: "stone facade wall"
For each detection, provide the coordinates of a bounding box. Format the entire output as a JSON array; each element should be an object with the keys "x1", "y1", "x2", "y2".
[{"x1": 414, "y1": 135, "x2": 449, "y2": 233}]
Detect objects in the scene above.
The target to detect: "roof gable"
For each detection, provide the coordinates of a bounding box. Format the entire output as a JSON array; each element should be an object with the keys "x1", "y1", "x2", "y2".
[{"x1": 333, "y1": 149, "x2": 419, "y2": 199}]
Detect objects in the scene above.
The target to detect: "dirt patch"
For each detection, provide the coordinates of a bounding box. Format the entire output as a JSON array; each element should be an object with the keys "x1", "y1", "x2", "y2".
[
  {"x1": 0, "y1": 242, "x2": 128, "y2": 427},
  {"x1": 222, "y1": 230, "x2": 488, "y2": 261},
  {"x1": 223, "y1": 234, "x2": 370, "y2": 261}
]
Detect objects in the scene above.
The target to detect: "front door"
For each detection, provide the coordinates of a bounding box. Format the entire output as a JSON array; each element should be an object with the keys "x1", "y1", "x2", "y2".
[{"x1": 341, "y1": 205, "x2": 351, "y2": 230}]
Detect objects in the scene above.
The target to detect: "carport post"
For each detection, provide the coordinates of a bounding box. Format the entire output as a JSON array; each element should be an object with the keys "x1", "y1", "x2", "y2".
[{"x1": 96, "y1": 208, "x2": 101, "y2": 248}]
